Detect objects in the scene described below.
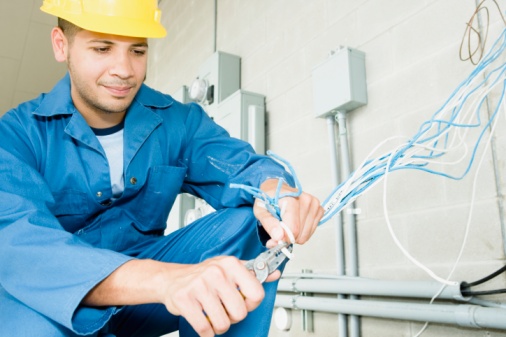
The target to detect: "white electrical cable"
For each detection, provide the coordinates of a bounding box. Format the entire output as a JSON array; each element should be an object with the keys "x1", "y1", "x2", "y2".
[
  {"x1": 384, "y1": 65, "x2": 505, "y2": 287},
  {"x1": 319, "y1": 28, "x2": 506, "y2": 293},
  {"x1": 321, "y1": 35, "x2": 506, "y2": 225},
  {"x1": 278, "y1": 201, "x2": 295, "y2": 259},
  {"x1": 382, "y1": 149, "x2": 459, "y2": 287},
  {"x1": 236, "y1": 30, "x2": 506, "y2": 317},
  {"x1": 412, "y1": 108, "x2": 502, "y2": 337}
]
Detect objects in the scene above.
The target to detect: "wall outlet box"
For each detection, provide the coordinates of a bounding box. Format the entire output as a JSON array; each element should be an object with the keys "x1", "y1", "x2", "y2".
[{"x1": 312, "y1": 47, "x2": 367, "y2": 118}]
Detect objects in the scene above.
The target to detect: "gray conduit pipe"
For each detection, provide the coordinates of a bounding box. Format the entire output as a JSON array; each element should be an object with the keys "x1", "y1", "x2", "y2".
[
  {"x1": 336, "y1": 112, "x2": 358, "y2": 276},
  {"x1": 213, "y1": 0, "x2": 217, "y2": 53},
  {"x1": 275, "y1": 296, "x2": 506, "y2": 330},
  {"x1": 277, "y1": 277, "x2": 466, "y2": 301},
  {"x1": 467, "y1": 296, "x2": 506, "y2": 309},
  {"x1": 336, "y1": 111, "x2": 360, "y2": 337},
  {"x1": 326, "y1": 115, "x2": 348, "y2": 337}
]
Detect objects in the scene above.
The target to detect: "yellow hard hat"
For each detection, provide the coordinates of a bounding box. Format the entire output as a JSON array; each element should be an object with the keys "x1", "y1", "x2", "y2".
[{"x1": 40, "y1": 0, "x2": 166, "y2": 38}]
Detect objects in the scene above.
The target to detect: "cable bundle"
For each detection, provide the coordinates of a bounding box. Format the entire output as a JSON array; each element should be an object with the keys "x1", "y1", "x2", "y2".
[
  {"x1": 234, "y1": 11, "x2": 506, "y2": 337},
  {"x1": 233, "y1": 28, "x2": 506, "y2": 230},
  {"x1": 320, "y1": 28, "x2": 506, "y2": 226}
]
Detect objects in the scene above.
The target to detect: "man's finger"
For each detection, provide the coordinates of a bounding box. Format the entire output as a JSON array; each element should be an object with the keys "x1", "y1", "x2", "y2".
[{"x1": 254, "y1": 200, "x2": 285, "y2": 241}]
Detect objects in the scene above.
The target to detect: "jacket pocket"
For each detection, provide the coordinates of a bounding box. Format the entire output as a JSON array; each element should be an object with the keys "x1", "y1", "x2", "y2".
[
  {"x1": 134, "y1": 165, "x2": 187, "y2": 232},
  {"x1": 50, "y1": 190, "x2": 91, "y2": 233}
]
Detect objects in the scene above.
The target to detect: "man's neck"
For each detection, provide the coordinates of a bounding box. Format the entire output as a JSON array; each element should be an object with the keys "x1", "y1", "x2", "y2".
[{"x1": 79, "y1": 109, "x2": 126, "y2": 129}]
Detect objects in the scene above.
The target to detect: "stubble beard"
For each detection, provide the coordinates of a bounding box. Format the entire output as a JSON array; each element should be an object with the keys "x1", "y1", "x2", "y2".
[{"x1": 68, "y1": 57, "x2": 136, "y2": 116}]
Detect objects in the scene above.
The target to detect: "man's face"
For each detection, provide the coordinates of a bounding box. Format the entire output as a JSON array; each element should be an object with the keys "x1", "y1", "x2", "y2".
[{"x1": 65, "y1": 30, "x2": 148, "y2": 123}]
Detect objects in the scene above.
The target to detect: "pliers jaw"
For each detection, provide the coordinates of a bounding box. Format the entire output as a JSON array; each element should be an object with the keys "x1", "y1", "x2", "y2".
[{"x1": 245, "y1": 242, "x2": 293, "y2": 283}]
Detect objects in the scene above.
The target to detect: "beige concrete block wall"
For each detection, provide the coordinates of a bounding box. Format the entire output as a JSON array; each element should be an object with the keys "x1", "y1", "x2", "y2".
[
  {"x1": 148, "y1": 0, "x2": 506, "y2": 336},
  {"x1": 0, "y1": 0, "x2": 67, "y2": 116}
]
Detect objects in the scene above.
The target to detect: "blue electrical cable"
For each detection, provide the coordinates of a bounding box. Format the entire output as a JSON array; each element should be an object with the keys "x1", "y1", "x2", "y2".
[
  {"x1": 230, "y1": 150, "x2": 303, "y2": 220},
  {"x1": 233, "y1": 28, "x2": 506, "y2": 229}
]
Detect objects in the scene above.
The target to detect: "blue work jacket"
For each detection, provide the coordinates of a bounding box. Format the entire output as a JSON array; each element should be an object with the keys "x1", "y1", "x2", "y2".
[{"x1": 0, "y1": 74, "x2": 292, "y2": 335}]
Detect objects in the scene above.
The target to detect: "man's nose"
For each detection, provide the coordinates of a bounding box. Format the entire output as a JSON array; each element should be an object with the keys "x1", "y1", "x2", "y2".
[{"x1": 108, "y1": 52, "x2": 134, "y2": 78}]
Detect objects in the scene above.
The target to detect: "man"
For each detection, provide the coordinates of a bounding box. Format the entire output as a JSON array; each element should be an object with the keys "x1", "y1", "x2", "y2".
[{"x1": 0, "y1": 1, "x2": 323, "y2": 336}]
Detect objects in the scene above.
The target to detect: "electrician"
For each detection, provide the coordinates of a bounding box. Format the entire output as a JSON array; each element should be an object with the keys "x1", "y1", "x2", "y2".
[{"x1": 0, "y1": 0, "x2": 323, "y2": 336}]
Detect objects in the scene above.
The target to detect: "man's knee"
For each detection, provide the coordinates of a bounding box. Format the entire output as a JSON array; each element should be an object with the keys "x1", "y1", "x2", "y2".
[
  {"x1": 197, "y1": 207, "x2": 268, "y2": 260},
  {"x1": 213, "y1": 207, "x2": 259, "y2": 239},
  {"x1": 142, "y1": 206, "x2": 267, "y2": 263},
  {"x1": 181, "y1": 206, "x2": 260, "y2": 246}
]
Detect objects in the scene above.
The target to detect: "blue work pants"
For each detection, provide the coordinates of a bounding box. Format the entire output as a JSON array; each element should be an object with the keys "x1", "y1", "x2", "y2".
[{"x1": 0, "y1": 207, "x2": 278, "y2": 337}]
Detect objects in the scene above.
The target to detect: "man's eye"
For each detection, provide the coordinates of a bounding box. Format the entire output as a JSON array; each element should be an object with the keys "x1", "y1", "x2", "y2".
[
  {"x1": 93, "y1": 47, "x2": 110, "y2": 53},
  {"x1": 133, "y1": 49, "x2": 147, "y2": 56}
]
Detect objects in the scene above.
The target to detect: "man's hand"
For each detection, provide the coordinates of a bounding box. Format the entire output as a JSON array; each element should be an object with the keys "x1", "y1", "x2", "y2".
[
  {"x1": 254, "y1": 179, "x2": 324, "y2": 247},
  {"x1": 83, "y1": 257, "x2": 279, "y2": 337},
  {"x1": 161, "y1": 256, "x2": 278, "y2": 336}
]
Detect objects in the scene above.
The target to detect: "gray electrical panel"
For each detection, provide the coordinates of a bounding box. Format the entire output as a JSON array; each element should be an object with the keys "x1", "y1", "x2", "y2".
[
  {"x1": 312, "y1": 47, "x2": 367, "y2": 118},
  {"x1": 189, "y1": 51, "x2": 241, "y2": 116},
  {"x1": 214, "y1": 90, "x2": 266, "y2": 154}
]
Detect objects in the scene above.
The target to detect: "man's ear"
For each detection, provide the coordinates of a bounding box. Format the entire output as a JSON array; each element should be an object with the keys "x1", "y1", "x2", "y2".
[{"x1": 51, "y1": 27, "x2": 68, "y2": 63}]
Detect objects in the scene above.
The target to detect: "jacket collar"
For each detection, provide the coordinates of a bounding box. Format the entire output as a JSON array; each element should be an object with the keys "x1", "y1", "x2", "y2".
[{"x1": 33, "y1": 73, "x2": 75, "y2": 117}]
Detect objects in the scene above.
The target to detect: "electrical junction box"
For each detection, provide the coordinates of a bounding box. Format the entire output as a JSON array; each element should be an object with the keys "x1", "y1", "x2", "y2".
[
  {"x1": 214, "y1": 89, "x2": 266, "y2": 154},
  {"x1": 312, "y1": 47, "x2": 367, "y2": 118},
  {"x1": 188, "y1": 51, "x2": 241, "y2": 115}
]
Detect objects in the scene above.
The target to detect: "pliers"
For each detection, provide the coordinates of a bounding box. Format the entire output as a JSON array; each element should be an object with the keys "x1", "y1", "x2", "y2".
[{"x1": 245, "y1": 242, "x2": 293, "y2": 283}]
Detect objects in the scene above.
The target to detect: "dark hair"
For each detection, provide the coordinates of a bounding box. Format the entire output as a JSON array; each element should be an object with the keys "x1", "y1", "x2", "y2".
[{"x1": 58, "y1": 18, "x2": 82, "y2": 43}]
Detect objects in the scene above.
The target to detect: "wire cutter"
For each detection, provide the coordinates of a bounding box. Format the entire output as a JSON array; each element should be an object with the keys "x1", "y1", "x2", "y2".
[{"x1": 245, "y1": 242, "x2": 293, "y2": 283}]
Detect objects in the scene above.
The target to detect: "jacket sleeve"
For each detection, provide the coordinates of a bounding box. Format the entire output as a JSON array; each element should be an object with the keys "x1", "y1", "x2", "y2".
[
  {"x1": 0, "y1": 114, "x2": 132, "y2": 335},
  {"x1": 179, "y1": 102, "x2": 295, "y2": 209}
]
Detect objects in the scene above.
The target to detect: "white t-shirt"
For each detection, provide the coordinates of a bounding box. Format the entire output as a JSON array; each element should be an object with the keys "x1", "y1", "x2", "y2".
[{"x1": 92, "y1": 123, "x2": 125, "y2": 198}]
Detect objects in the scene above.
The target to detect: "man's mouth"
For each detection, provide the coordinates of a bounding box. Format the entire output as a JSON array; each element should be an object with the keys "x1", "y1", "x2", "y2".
[{"x1": 103, "y1": 84, "x2": 135, "y2": 97}]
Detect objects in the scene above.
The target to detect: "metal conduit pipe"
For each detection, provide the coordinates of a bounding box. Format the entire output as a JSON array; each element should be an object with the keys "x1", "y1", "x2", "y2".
[
  {"x1": 213, "y1": 0, "x2": 217, "y2": 53},
  {"x1": 277, "y1": 277, "x2": 466, "y2": 301},
  {"x1": 467, "y1": 297, "x2": 506, "y2": 309},
  {"x1": 326, "y1": 115, "x2": 348, "y2": 337},
  {"x1": 275, "y1": 296, "x2": 506, "y2": 330},
  {"x1": 336, "y1": 112, "x2": 359, "y2": 277},
  {"x1": 336, "y1": 111, "x2": 360, "y2": 337}
]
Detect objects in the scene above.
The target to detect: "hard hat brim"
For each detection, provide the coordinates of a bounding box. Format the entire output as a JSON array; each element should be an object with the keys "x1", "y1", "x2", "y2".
[{"x1": 41, "y1": 5, "x2": 167, "y2": 39}]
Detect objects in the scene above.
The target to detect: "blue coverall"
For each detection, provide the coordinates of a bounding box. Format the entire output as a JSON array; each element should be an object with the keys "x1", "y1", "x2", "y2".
[{"x1": 0, "y1": 74, "x2": 293, "y2": 336}]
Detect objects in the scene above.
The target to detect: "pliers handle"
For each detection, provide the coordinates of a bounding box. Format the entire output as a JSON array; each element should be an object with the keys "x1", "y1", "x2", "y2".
[{"x1": 245, "y1": 242, "x2": 293, "y2": 283}]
